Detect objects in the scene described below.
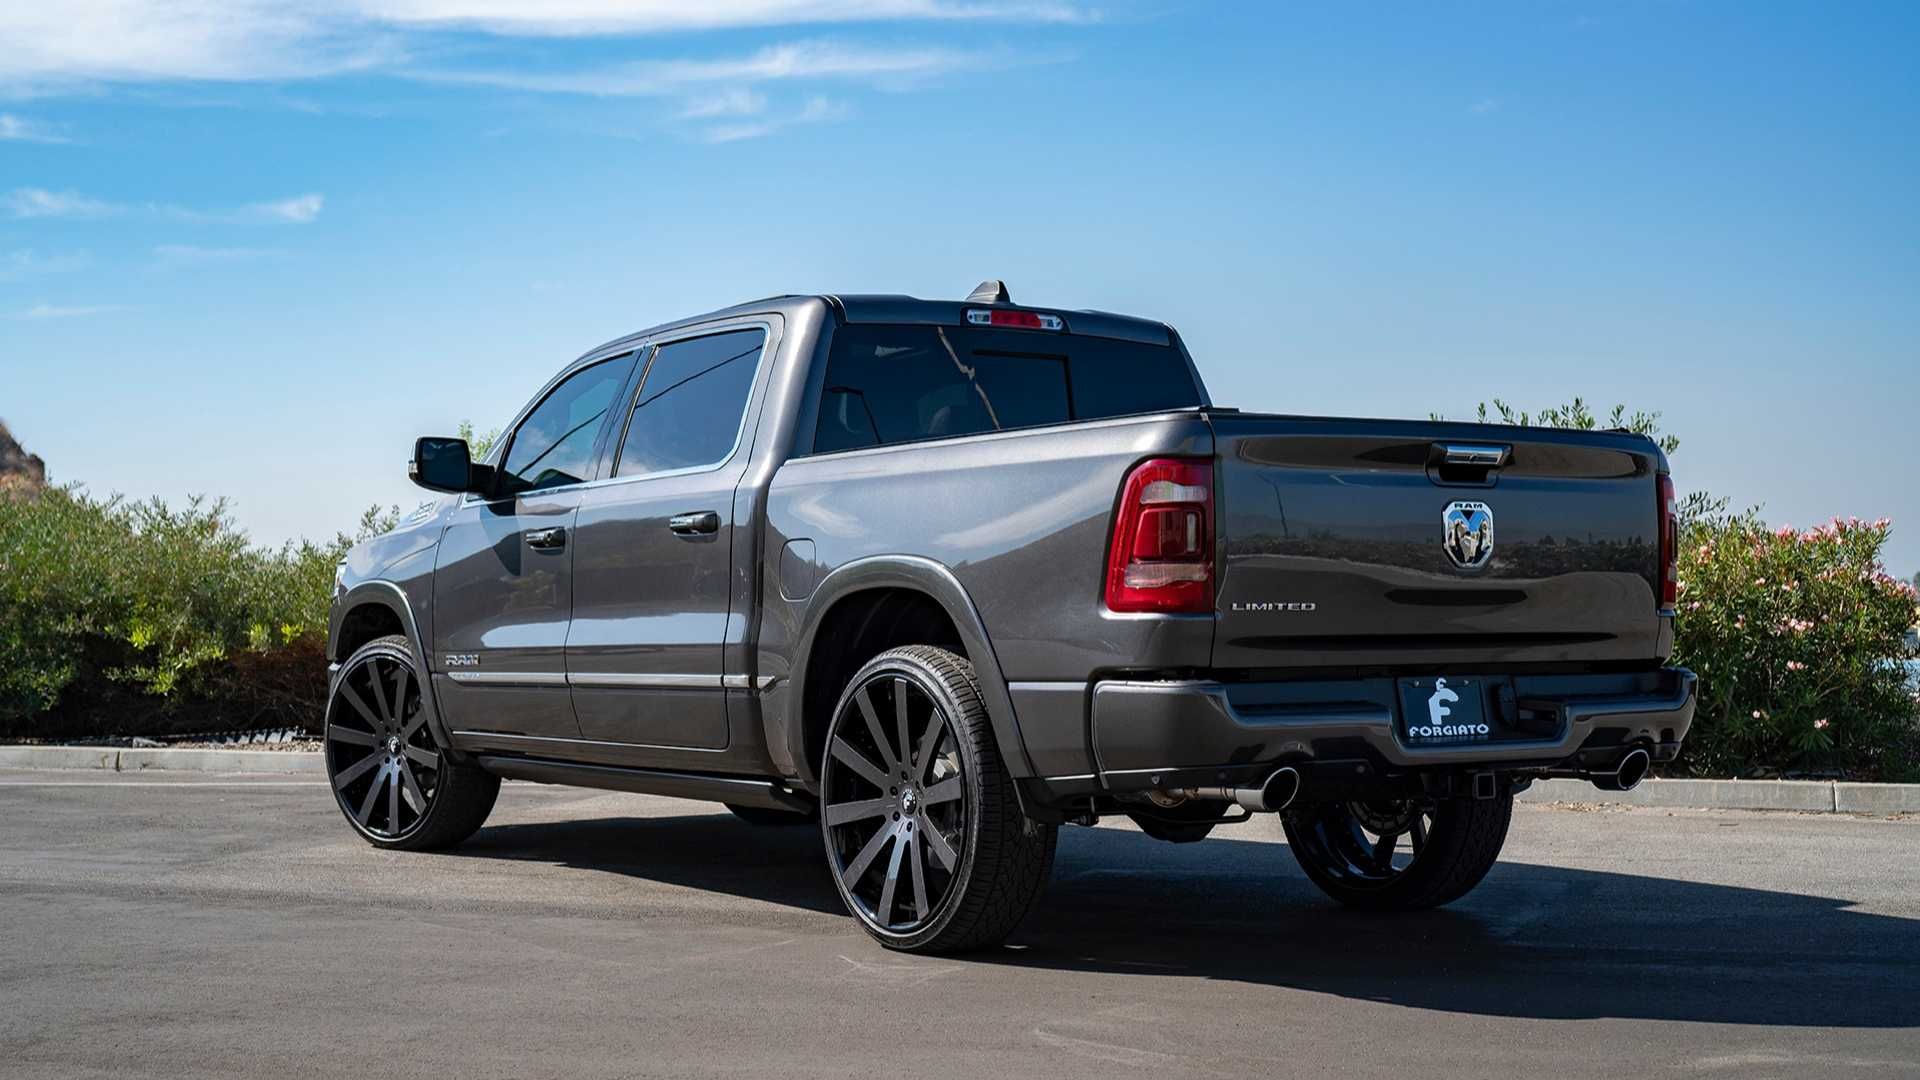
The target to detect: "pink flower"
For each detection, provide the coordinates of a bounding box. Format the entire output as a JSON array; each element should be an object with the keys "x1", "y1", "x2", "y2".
[
  {"x1": 1873, "y1": 517, "x2": 1890, "y2": 529},
  {"x1": 1751, "y1": 710, "x2": 1763, "y2": 719},
  {"x1": 1775, "y1": 525, "x2": 1796, "y2": 539},
  {"x1": 1786, "y1": 660, "x2": 1806, "y2": 672},
  {"x1": 1754, "y1": 578, "x2": 1767, "y2": 586},
  {"x1": 1814, "y1": 718, "x2": 1830, "y2": 730}
]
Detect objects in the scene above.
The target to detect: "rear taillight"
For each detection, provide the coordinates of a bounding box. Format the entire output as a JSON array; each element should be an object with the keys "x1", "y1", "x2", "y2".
[
  {"x1": 1658, "y1": 473, "x2": 1678, "y2": 608},
  {"x1": 1104, "y1": 458, "x2": 1214, "y2": 614}
]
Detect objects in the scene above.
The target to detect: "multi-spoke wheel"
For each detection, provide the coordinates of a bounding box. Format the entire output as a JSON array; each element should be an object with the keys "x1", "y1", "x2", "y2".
[
  {"x1": 820, "y1": 646, "x2": 1056, "y2": 953},
  {"x1": 1281, "y1": 793, "x2": 1512, "y2": 910},
  {"x1": 326, "y1": 635, "x2": 499, "y2": 850}
]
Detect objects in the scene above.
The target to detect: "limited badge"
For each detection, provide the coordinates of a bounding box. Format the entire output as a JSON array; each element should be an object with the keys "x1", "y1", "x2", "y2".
[{"x1": 1442, "y1": 501, "x2": 1494, "y2": 569}]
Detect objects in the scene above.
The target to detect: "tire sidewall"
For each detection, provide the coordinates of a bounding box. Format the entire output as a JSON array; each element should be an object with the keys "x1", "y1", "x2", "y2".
[
  {"x1": 328, "y1": 635, "x2": 445, "y2": 849},
  {"x1": 819, "y1": 649, "x2": 985, "y2": 950},
  {"x1": 1282, "y1": 795, "x2": 1511, "y2": 909}
]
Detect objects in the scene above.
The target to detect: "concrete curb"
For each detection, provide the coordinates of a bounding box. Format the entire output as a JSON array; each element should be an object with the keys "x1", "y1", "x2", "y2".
[
  {"x1": 0, "y1": 746, "x2": 323, "y2": 775},
  {"x1": 1519, "y1": 777, "x2": 1920, "y2": 813}
]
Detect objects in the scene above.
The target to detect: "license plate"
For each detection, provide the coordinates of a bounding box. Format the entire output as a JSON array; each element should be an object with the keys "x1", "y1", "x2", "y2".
[{"x1": 1398, "y1": 676, "x2": 1493, "y2": 744}]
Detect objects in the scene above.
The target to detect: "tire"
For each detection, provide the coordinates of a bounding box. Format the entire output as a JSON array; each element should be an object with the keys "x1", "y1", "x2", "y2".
[
  {"x1": 1281, "y1": 793, "x2": 1512, "y2": 910},
  {"x1": 325, "y1": 635, "x2": 499, "y2": 852},
  {"x1": 818, "y1": 645, "x2": 1056, "y2": 954},
  {"x1": 727, "y1": 803, "x2": 819, "y2": 827}
]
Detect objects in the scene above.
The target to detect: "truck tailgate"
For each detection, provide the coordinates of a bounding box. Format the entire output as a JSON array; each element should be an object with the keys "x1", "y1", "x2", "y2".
[{"x1": 1211, "y1": 414, "x2": 1668, "y2": 671}]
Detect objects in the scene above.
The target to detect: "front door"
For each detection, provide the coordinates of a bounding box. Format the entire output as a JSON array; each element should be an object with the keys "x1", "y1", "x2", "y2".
[
  {"x1": 566, "y1": 326, "x2": 768, "y2": 750},
  {"x1": 431, "y1": 352, "x2": 636, "y2": 741}
]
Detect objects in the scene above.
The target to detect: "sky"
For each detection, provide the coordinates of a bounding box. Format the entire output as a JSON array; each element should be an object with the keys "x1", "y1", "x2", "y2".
[{"x1": 2, "y1": 2, "x2": 1916, "y2": 572}]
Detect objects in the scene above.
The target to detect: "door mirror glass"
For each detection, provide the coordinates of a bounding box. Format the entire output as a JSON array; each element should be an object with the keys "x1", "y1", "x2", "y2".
[{"x1": 410, "y1": 437, "x2": 482, "y2": 494}]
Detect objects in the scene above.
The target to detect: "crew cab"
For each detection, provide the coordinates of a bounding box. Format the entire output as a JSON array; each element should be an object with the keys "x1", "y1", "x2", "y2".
[{"x1": 326, "y1": 281, "x2": 1696, "y2": 953}]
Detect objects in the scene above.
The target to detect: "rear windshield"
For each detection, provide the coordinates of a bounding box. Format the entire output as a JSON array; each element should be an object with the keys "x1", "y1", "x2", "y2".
[{"x1": 811, "y1": 323, "x2": 1201, "y2": 453}]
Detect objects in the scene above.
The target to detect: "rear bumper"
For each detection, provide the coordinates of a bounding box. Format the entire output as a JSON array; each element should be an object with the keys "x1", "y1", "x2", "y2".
[{"x1": 1064, "y1": 667, "x2": 1694, "y2": 797}]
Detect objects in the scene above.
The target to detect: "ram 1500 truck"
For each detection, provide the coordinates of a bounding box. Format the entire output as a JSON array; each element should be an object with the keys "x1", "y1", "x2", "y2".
[{"x1": 327, "y1": 281, "x2": 1695, "y2": 953}]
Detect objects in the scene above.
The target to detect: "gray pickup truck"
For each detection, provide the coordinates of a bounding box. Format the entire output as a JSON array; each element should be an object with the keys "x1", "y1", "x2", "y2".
[{"x1": 326, "y1": 281, "x2": 1695, "y2": 953}]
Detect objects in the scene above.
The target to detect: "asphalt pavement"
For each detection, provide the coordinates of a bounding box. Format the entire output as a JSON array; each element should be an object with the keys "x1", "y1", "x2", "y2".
[{"x1": 1, "y1": 769, "x2": 1915, "y2": 1079}]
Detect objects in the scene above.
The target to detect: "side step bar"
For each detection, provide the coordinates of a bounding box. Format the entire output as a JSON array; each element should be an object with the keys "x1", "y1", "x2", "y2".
[{"x1": 476, "y1": 756, "x2": 815, "y2": 814}]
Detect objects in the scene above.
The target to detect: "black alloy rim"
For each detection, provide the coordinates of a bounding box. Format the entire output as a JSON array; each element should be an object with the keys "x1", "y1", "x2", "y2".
[
  {"x1": 1291, "y1": 799, "x2": 1437, "y2": 887},
  {"x1": 822, "y1": 672, "x2": 967, "y2": 935},
  {"x1": 326, "y1": 650, "x2": 442, "y2": 839}
]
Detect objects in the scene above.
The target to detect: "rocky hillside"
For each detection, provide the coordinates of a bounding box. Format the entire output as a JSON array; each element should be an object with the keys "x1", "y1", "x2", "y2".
[{"x1": 0, "y1": 421, "x2": 46, "y2": 490}]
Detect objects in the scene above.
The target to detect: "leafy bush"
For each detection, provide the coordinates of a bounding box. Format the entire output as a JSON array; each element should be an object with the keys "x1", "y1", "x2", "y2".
[
  {"x1": 1436, "y1": 396, "x2": 1680, "y2": 454},
  {"x1": 1454, "y1": 397, "x2": 1918, "y2": 779},
  {"x1": 1672, "y1": 512, "x2": 1920, "y2": 780},
  {"x1": 0, "y1": 487, "x2": 394, "y2": 737}
]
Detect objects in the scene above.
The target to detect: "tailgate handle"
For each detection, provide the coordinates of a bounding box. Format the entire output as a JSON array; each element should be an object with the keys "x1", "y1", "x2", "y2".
[{"x1": 1441, "y1": 444, "x2": 1509, "y2": 467}]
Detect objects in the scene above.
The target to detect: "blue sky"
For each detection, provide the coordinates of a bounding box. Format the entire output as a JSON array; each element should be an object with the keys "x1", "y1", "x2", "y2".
[{"x1": 2, "y1": 2, "x2": 1917, "y2": 572}]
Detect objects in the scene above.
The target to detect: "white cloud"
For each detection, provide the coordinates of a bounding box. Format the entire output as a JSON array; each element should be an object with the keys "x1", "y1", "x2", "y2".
[
  {"x1": 422, "y1": 40, "x2": 994, "y2": 97},
  {"x1": 0, "y1": 4, "x2": 400, "y2": 90},
  {"x1": 0, "y1": 113, "x2": 70, "y2": 142},
  {"x1": 169, "y1": 193, "x2": 325, "y2": 225},
  {"x1": 796, "y1": 94, "x2": 849, "y2": 123},
  {"x1": 153, "y1": 244, "x2": 281, "y2": 264},
  {"x1": 0, "y1": 2, "x2": 1086, "y2": 89},
  {"x1": 3, "y1": 187, "x2": 120, "y2": 219},
  {"x1": 0, "y1": 248, "x2": 91, "y2": 281},
  {"x1": 700, "y1": 122, "x2": 778, "y2": 144},
  {"x1": 696, "y1": 92, "x2": 851, "y2": 142},
  {"x1": 9, "y1": 301, "x2": 121, "y2": 320},
  {"x1": 679, "y1": 88, "x2": 767, "y2": 119},
  {"x1": 362, "y1": 0, "x2": 1088, "y2": 35},
  {"x1": 4, "y1": 187, "x2": 324, "y2": 224}
]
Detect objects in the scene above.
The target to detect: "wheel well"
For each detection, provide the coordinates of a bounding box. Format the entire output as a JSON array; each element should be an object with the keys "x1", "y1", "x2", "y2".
[
  {"x1": 801, "y1": 588, "x2": 967, "y2": 779},
  {"x1": 333, "y1": 602, "x2": 406, "y2": 662}
]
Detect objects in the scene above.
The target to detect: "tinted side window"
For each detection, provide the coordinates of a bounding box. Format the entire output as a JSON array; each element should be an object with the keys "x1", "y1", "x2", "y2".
[
  {"x1": 815, "y1": 327, "x2": 1071, "y2": 453},
  {"x1": 813, "y1": 324, "x2": 1198, "y2": 453},
  {"x1": 499, "y1": 356, "x2": 633, "y2": 494},
  {"x1": 614, "y1": 329, "x2": 764, "y2": 477}
]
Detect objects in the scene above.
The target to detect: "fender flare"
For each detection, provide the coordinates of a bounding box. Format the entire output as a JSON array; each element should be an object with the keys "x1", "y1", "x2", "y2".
[
  {"x1": 786, "y1": 555, "x2": 1035, "y2": 788},
  {"x1": 327, "y1": 580, "x2": 460, "y2": 763}
]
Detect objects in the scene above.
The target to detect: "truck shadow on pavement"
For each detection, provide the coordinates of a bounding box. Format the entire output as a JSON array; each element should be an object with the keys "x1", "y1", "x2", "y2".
[{"x1": 462, "y1": 811, "x2": 1919, "y2": 1029}]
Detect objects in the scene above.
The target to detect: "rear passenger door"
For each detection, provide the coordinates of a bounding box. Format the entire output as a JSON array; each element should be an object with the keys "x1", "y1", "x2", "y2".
[
  {"x1": 431, "y1": 353, "x2": 635, "y2": 743},
  {"x1": 566, "y1": 324, "x2": 771, "y2": 751}
]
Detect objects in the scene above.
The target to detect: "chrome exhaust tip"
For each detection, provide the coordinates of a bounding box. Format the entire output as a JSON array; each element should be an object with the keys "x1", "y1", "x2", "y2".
[
  {"x1": 1592, "y1": 747, "x2": 1652, "y2": 793},
  {"x1": 1235, "y1": 766, "x2": 1301, "y2": 812}
]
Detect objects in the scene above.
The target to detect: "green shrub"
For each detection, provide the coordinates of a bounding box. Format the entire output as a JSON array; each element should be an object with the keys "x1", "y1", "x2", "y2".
[
  {"x1": 0, "y1": 487, "x2": 395, "y2": 737},
  {"x1": 1672, "y1": 512, "x2": 1920, "y2": 780}
]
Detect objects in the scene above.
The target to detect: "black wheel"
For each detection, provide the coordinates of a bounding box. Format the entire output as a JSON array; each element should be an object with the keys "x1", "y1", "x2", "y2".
[
  {"x1": 326, "y1": 635, "x2": 499, "y2": 851},
  {"x1": 819, "y1": 646, "x2": 1055, "y2": 954},
  {"x1": 1281, "y1": 794, "x2": 1512, "y2": 910},
  {"x1": 727, "y1": 803, "x2": 818, "y2": 827}
]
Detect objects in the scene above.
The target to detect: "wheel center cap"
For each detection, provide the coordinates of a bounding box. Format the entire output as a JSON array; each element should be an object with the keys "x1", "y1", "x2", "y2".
[
  {"x1": 386, "y1": 736, "x2": 400, "y2": 754},
  {"x1": 899, "y1": 786, "x2": 919, "y2": 815}
]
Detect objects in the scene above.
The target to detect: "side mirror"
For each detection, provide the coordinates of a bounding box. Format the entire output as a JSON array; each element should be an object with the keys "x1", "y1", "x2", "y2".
[{"x1": 409, "y1": 437, "x2": 490, "y2": 495}]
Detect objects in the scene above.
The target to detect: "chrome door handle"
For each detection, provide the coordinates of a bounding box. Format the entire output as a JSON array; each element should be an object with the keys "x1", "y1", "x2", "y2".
[
  {"x1": 668, "y1": 511, "x2": 721, "y2": 536},
  {"x1": 524, "y1": 526, "x2": 567, "y2": 550}
]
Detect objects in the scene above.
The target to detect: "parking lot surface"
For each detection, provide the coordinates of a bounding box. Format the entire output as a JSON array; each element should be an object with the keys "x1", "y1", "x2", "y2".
[{"x1": 1, "y1": 769, "x2": 1915, "y2": 1079}]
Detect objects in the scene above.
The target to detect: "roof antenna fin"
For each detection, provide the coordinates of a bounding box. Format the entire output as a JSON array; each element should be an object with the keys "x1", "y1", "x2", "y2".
[{"x1": 965, "y1": 279, "x2": 1011, "y2": 304}]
